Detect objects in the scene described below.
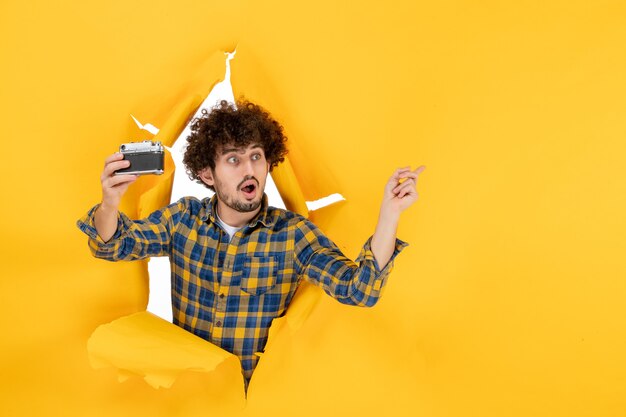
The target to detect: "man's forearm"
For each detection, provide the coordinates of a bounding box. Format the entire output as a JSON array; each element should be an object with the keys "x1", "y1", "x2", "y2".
[
  {"x1": 370, "y1": 207, "x2": 401, "y2": 270},
  {"x1": 94, "y1": 152, "x2": 137, "y2": 243},
  {"x1": 94, "y1": 203, "x2": 119, "y2": 243},
  {"x1": 370, "y1": 165, "x2": 424, "y2": 269}
]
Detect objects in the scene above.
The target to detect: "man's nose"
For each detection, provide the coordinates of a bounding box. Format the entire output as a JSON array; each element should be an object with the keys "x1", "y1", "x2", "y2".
[{"x1": 241, "y1": 158, "x2": 255, "y2": 175}]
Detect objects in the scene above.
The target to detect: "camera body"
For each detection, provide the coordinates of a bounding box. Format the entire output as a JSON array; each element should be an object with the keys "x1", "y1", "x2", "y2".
[{"x1": 115, "y1": 141, "x2": 164, "y2": 175}]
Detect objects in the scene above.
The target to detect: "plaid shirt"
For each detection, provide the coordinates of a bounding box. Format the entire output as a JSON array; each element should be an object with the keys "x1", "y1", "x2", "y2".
[{"x1": 77, "y1": 194, "x2": 407, "y2": 382}]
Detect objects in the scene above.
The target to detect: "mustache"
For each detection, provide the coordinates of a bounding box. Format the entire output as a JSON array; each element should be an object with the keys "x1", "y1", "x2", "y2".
[{"x1": 237, "y1": 175, "x2": 259, "y2": 189}]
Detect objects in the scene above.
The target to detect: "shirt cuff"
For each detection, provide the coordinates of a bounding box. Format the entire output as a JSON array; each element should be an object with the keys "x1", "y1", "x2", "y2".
[
  {"x1": 76, "y1": 204, "x2": 132, "y2": 246},
  {"x1": 357, "y1": 236, "x2": 409, "y2": 275}
]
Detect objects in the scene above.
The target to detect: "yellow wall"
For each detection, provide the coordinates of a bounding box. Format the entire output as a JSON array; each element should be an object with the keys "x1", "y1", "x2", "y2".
[{"x1": 2, "y1": 1, "x2": 626, "y2": 416}]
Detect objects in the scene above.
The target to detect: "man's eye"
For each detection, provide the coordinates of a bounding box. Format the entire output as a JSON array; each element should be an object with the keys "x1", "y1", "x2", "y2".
[
  {"x1": 227, "y1": 156, "x2": 238, "y2": 164},
  {"x1": 251, "y1": 153, "x2": 262, "y2": 161}
]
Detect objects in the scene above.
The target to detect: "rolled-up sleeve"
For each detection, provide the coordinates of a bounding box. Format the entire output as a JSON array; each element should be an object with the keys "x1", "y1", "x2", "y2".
[
  {"x1": 294, "y1": 219, "x2": 408, "y2": 307},
  {"x1": 76, "y1": 200, "x2": 184, "y2": 261}
]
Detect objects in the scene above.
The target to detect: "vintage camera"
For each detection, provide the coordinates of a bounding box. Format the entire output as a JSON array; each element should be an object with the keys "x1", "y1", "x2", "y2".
[{"x1": 115, "y1": 141, "x2": 164, "y2": 175}]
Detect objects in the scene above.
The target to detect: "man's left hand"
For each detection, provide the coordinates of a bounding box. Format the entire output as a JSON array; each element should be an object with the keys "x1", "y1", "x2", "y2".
[{"x1": 381, "y1": 166, "x2": 426, "y2": 216}]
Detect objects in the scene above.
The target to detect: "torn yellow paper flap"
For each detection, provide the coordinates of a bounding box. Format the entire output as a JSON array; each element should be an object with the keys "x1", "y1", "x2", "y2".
[
  {"x1": 260, "y1": 281, "x2": 322, "y2": 356},
  {"x1": 87, "y1": 311, "x2": 240, "y2": 389},
  {"x1": 137, "y1": 94, "x2": 204, "y2": 218},
  {"x1": 152, "y1": 94, "x2": 203, "y2": 148},
  {"x1": 271, "y1": 155, "x2": 309, "y2": 217}
]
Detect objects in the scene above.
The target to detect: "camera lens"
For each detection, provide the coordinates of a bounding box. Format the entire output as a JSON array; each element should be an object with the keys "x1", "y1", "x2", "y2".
[{"x1": 121, "y1": 145, "x2": 126, "y2": 151}]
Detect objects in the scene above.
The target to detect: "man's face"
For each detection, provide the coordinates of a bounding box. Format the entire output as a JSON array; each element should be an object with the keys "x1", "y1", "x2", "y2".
[{"x1": 200, "y1": 144, "x2": 270, "y2": 213}]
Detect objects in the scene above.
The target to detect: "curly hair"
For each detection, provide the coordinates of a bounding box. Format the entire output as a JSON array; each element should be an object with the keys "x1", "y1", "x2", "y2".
[{"x1": 183, "y1": 99, "x2": 288, "y2": 190}]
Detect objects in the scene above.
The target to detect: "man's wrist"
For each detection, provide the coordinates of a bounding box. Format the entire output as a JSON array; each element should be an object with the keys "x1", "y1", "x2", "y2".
[
  {"x1": 378, "y1": 202, "x2": 401, "y2": 225},
  {"x1": 98, "y1": 200, "x2": 119, "y2": 214}
]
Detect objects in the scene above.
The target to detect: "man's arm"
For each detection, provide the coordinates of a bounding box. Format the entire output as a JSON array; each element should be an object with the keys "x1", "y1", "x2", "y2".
[
  {"x1": 294, "y1": 166, "x2": 424, "y2": 307},
  {"x1": 94, "y1": 152, "x2": 138, "y2": 242},
  {"x1": 294, "y1": 219, "x2": 407, "y2": 307},
  {"x1": 77, "y1": 152, "x2": 179, "y2": 261},
  {"x1": 371, "y1": 166, "x2": 425, "y2": 269}
]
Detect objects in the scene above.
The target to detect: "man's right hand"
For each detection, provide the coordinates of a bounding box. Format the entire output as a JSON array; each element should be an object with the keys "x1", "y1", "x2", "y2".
[
  {"x1": 95, "y1": 153, "x2": 137, "y2": 242},
  {"x1": 100, "y1": 152, "x2": 138, "y2": 210}
]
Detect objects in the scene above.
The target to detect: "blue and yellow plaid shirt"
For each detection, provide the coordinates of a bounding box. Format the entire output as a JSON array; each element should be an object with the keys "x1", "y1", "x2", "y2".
[{"x1": 77, "y1": 194, "x2": 407, "y2": 382}]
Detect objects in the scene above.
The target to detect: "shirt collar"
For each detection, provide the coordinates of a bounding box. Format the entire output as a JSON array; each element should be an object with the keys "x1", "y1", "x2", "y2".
[{"x1": 203, "y1": 193, "x2": 276, "y2": 228}]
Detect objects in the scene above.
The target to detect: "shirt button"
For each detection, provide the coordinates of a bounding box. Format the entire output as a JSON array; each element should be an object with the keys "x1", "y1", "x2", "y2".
[
  {"x1": 219, "y1": 293, "x2": 225, "y2": 299},
  {"x1": 215, "y1": 321, "x2": 222, "y2": 327}
]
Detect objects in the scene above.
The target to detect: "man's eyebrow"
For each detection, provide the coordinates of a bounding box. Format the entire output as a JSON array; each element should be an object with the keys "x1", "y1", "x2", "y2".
[
  {"x1": 221, "y1": 147, "x2": 239, "y2": 154},
  {"x1": 220, "y1": 145, "x2": 262, "y2": 154}
]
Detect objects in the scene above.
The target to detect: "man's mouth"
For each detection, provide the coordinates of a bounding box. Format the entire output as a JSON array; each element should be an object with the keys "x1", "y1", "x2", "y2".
[{"x1": 239, "y1": 179, "x2": 258, "y2": 198}]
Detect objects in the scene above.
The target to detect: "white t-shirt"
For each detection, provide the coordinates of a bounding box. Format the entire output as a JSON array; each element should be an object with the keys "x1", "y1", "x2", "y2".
[{"x1": 215, "y1": 210, "x2": 244, "y2": 241}]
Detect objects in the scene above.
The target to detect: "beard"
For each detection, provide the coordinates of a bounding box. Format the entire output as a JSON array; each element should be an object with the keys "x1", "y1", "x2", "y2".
[{"x1": 213, "y1": 176, "x2": 263, "y2": 213}]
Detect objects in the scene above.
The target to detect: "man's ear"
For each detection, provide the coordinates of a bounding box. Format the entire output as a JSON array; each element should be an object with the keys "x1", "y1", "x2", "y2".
[{"x1": 199, "y1": 167, "x2": 215, "y2": 187}]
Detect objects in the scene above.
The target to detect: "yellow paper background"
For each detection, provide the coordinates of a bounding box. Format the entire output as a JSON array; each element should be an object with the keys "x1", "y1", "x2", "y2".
[{"x1": 2, "y1": 1, "x2": 626, "y2": 416}]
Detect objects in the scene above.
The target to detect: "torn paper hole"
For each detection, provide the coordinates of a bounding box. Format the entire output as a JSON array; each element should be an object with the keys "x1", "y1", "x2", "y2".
[
  {"x1": 147, "y1": 49, "x2": 287, "y2": 322},
  {"x1": 306, "y1": 193, "x2": 346, "y2": 211},
  {"x1": 130, "y1": 114, "x2": 160, "y2": 135}
]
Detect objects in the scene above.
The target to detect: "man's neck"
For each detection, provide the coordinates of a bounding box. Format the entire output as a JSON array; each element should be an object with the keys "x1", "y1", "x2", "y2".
[{"x1": 215, "y1": 200, "x2": 262, "y2": 228}]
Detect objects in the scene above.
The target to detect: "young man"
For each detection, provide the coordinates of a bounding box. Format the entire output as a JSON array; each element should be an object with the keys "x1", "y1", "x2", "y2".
[{"x1": 77, "y1": 100, "x2": 425, "y2": 386}]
